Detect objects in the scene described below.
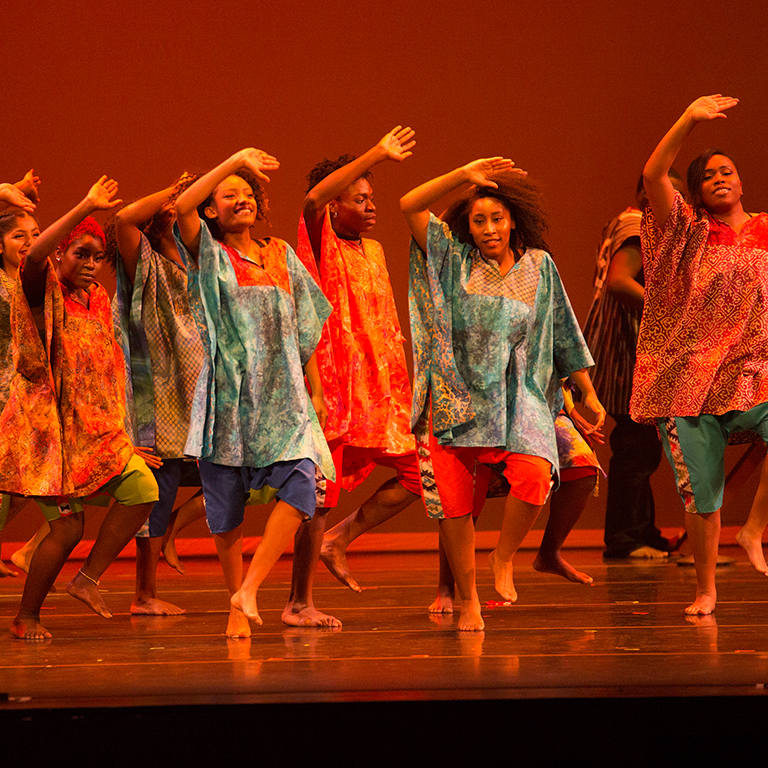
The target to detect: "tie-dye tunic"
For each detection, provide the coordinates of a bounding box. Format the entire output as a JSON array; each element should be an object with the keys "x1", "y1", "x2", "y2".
[
  {"x1": 409, "y1": 214, "x2": 592, "y2": 472},
  {"x1": 176, "y1": 222, "x2": 334, "y2": 478},
  {"x1": 296, "y1": 210, "x2": 414, "y2": 490},
  {"x1": 0, "y1": 260, "x2": 133, "y2": 497},
  {"x1": 113, "y1": 234, "x2": 203, "y2": 457}
]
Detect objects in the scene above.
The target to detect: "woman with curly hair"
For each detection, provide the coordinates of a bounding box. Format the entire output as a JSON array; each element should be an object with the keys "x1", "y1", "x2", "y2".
[
  {"x1": 401, "y1": 158, "x2": 604, "y2": 630},
  {"x1": 174, "y1": 148, "x2": 334, "y2": 638},
  {"x1": 634, "y1": 95, "x2": 768, "y2": 615}
]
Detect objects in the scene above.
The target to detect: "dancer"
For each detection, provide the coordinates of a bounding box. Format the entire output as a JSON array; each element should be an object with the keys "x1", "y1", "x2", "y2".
[
  {"x1": 430, "y1": 404, "x2": 602, "y2": 613},
  {"x1": 634, "y1": 95, "x2": 768, "y2": 615},
  {"x1": 402, "y1": 158, "x2": 604, "y2": 630},
  {"x1": 174, "y1": 148, "x2": 334, "y2": 637},
  {"x1": 0, "y1": 177, "x2": 159, "y2": 639},
  {"x1": 288, "y1": 126, "x2": 421, "y2": 624},
  {"x1": 0, "y1": 199, "x2": 41, "y2": 576},
  {"x1": 112, "y1": 174, "x2": 206, "y2": 614},
  {"x1": 584, "y1": 172, "x2": 685, "y2": 559}
]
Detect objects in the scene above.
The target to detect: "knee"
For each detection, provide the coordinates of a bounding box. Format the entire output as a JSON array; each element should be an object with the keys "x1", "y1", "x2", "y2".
[{"x1": 51, "y1": 513, "x2": 85, "y2": 548}]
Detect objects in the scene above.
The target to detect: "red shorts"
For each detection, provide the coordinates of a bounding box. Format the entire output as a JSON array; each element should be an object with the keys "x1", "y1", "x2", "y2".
[{"x1": 316, "y1": 442, "x2": 421, "y2": 509}]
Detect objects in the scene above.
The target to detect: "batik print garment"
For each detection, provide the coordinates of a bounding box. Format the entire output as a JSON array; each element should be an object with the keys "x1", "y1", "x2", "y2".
[
  {"x1": 582, "y1": 208, "x2": 643, "y2": 414},
  {"x1": 297, "y1": 210, "x2": 414, "y2": 491},
  {"x1": 409, "y1": 214, "x2": 593, "y2": 471},
  {"x1": 176, "y1": 222, "x2": 334, "y2": 478},
  {"x1": 631, "y1": 194, "x2": 768, "y2": 424},
  {"x1": 0, "y1": 262, "x2": 133, "y2": 497},
  {"x1": 113, "y1": 234, "x2": 203, "y2": 457}
]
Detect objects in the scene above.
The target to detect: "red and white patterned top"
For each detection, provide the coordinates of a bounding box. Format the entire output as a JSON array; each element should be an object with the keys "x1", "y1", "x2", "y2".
[{"x1": 631, "y1": 193, "x2": 768, "y2": 423}]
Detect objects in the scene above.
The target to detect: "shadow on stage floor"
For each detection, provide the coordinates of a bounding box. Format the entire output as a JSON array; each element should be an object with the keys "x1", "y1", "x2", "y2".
[{"x1": 2, "y1": 547, "x2": 767, "y2": 764}]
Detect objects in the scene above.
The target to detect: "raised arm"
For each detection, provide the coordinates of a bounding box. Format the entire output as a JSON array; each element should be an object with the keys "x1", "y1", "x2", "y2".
[
  {"x1": 15, "y1": 169, "x2": 41, "y2": 203},
  {"x1": 400, "y1": 158, "x2": 521, "y2": 252},
  {"x1": 23, "y1": 176, "x2": 121, "y2": 305},
  {"x1": 0, "y1": 182, "x2": 36, "y2": 213},
  {"x1": 114, "y1": 184, "x2": 177, "y2": 283},
  {"x1": 174, "y1": 148, "x2": 279, "y2": 261},
  {"x1": 303, "y1": 126, "x2": 415, "y2": 255},
  {"x1": 643, "y1": 95, "x2": 738, "y2": 227}
]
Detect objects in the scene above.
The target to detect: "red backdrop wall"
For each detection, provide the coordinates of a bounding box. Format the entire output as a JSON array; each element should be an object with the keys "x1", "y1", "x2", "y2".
[{"x1": 4, "y1": 0, "x2": 768, "y2": 540}]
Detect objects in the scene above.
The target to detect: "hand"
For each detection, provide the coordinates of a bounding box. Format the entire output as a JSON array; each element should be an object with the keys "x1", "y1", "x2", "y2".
[
  {"x1": 237, "y1": 148, "x2": 280, "y2": 182},
  {"x1": 685, "y1": 94, "x2": 738, "y2": 123},
  {"x1": 310, "y1": 391, "x2": 328, "y2": 431},
  {"x1": 577, "y1": 392, "x2": 607, "y2": 435},
  {"x1": 462, "y1": 157, "x2": 525, "y2": 188},
  {"x1": 17, "y1": 169, "x2": 41, "y2": 202},
  {"x1": 133, "y1": 445, "x2": 163, "y2": 469},
  {"x1": 568, "y1": 408, "x2": 605, "y2": 446},
  {"x1": 0, "y1": 182, "x2": 35, "y2": 212},
  {"x1": 378, "y1": 125, "x2": 416, "y2": 162},
  {"x1": 86, "y1": 175, "x2": 122, "y2": 211}
]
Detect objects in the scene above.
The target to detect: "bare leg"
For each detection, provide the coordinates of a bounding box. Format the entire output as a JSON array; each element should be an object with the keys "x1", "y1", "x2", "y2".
[
  {"x1": 489, "y1": 495, "x2": 543, "y2": 602},
  {"x1": 131, "y1": 536, "x2": 185, "y2": 615},
  {"x1": 736, "y1": 454, "x2": 768, "y2": 575},
  {"x1": 429, "y1": 531, "x2": 456, "y2": 613},
  {"x1": 321, "y1": 480, "x2": 418, "y2": 591},
  {"x1": 533, "y1": 474, "x2": 595, "y2": 584},
  {"x1": 685, "y1": 509, "x2": 720, "y2": 615},
  {"x1": 11, "y1": 513, "x2": 84, "y2": 640},
  {"x1": 282, "y1": 508, "x2": 341, "y2": 627},
  {"x1": 2, "y1": 496, "x2": 41, "y2": 576},
  {"x1": 11, "y1": 520, "x2": 51, "y2": 574},
  {"x1": 212, "y1": 526, "x2": 251, "y2": 638},
  {"x1": 438, "y1": 515, "x2": 484, "y2": 630},
  {"x1": 162, "y1": 492, "x2": 206, "y2": 575},
  {"x1": 231, "y1": 500, "x2": 304, "y2": 625},
  {"x1": 66, "y1": 501, "x2": 153, "y2": 618}
]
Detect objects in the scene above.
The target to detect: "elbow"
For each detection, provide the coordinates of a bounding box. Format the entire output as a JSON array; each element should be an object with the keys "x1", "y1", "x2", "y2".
[{"x1": 303, "y1": 190, "x2": 324, "y2": 218}]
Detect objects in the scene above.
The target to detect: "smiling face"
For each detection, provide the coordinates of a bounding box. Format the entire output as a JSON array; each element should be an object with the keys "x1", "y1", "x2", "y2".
[
  {"x1": 205, "y1": 174, "x2": 257, "y2": 234},
  {"x1": 330, "y1": 178, "x2": 376, "y2": 239},
  {"x1": 700, "y1": 154, "x2": 743, "y2": 214},
  {"x1": 0, "y1": 213, "x2": 40, "y2": 277},
  {"x1": 468, "y1": 197, "x2": 515, "y2": 261},
  {"x1": 56, "y1": 234, "x2": 106, "y2": 293}
]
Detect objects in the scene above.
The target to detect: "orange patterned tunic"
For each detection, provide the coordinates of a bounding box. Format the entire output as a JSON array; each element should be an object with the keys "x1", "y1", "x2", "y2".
[
  {"x1": 631, "y1": 194, "x2": 768, "y2": 424},
  {"x1": 0, "y1": 259, "x2": 133, "y2": 497},
  {"x1": 297, "y1": 210, "x2": 414, "y2": 490}
]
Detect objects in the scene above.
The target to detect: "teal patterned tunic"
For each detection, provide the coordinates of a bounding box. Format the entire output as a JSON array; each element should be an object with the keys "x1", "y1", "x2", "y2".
[
  {"x1": 409, "y1": 214, "x2": 592, "y2": 472},
  {"x1": 175, "y1": 221, "x2": 334, "y2": 478}
]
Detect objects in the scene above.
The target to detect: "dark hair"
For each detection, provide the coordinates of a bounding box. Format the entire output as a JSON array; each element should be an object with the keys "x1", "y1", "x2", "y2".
[
  {"x1": 635, "y1": 167, "x2": 684, "y2": 208},
  {"x1": 443, "y1": 177, "x2": 550, "y2": 254},
  {"x1": 306, "y1": 154, "x2": 372, "y2": 193},
  {"x1": 687, "y1": 148, "x2": 735, "y2": 211},
  {"x1": 198, "y1": 168, "x2": 269, "y2": 241},
  {"x1": 0, "y1": 209, "x2": 39, "y2": 272}
]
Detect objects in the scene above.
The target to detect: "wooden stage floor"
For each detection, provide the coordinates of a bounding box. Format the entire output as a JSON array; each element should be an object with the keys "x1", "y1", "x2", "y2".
[{"x1": 2, "y1": 546, "x2": 768, "y2": 763}]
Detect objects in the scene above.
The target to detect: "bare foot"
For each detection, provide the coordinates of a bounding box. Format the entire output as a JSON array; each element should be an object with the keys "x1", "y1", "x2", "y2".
[
  {"x1": 230, "y1": 588, "x2": 262, "y2": 624},
  {"x1": 130, "y1": 597, "x2": 186, "y2": 615},
  {"x1": 66, "y1": 571, "x2": 113, "y2": 618},
  {"x1": 685, "y1": 590, "x2": 716, "y2": 615},
  {"x1": 735, "y1": 527, "x2": 768, "y2": 575},
  {"x1": 629, "y1": 545, "x2": 669, "y2": 559},
  {"x1": 319, "y1": 537, "x2": 362, "y2": 592},
  {"x1": 281, "y1": 602, "x2": 342, "y2": 628},
  {"x1": 162, "y1": 538, "x2": 186, "y2": 575},
  {"x1": 10, "y1": 617, "x2": 52, "y2": 640},
  {"x1": 488, "y1": 549, "x2": 517, "y2": 602},
  {"x1": 226, "y1": 606, "x2": 252, "y2": 638},
  {"x1": 429, "y1": 590, "x2": 454, "y2": 614},
  {"x1": 457, "y1": 600, "x2": 485, "y2": 631},
  {"x1": 533, "y1": 551, "x2": 593, "y2": 585},
  {"x1": 10, "y1": 548, "x2": 30, "y2": 573},
  {"x1": 0, "y1": 559, "x2": 18, "y2": 577}
]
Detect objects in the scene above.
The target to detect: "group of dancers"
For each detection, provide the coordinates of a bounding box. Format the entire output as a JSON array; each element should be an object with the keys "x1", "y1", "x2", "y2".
[{"x1": 1, "y1": 94, "x2": 768, "y2": 640}]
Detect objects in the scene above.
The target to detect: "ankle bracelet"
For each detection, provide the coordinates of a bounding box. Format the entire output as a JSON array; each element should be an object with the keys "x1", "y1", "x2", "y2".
[{"x1": 78, "y1": 568, "x2": 100, "y2": 587}]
